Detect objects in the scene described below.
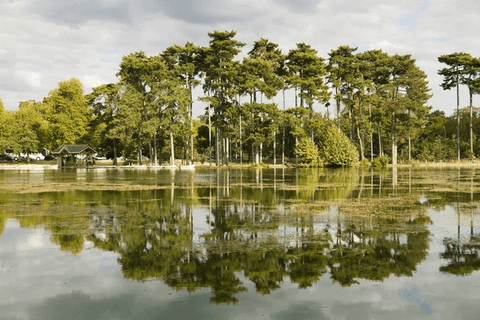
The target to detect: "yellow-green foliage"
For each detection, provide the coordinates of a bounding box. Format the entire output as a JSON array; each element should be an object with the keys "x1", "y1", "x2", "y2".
[
  {"x1": 371, "y1": 155, "x2": 390, "y2": 168},
  {"x1": 318, "y1": 125, "x2": 358, "y2": 166},
  {"x1": 294, "y1": 138, "x2": 322, "y2": 167}
]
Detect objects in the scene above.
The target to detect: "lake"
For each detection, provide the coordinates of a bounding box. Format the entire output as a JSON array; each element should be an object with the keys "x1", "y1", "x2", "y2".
[{"x1": 1, "y1": 166, "x2": 480, "y2": 319}]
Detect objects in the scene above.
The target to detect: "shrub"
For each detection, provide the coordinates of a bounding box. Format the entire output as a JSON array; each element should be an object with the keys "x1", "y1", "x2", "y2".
[
  {"x1": 294, "y1": 138, "x2": 322, "y2": 167},
  {"x1": 318, "y1": 125, "x2": 358, "y2": 167},
  {"x1": 371, "y1": 155, "x2": 390, "y2": 168},
  {"x1": 359, "y1": 159, "x2": 370, "y2": 168}
]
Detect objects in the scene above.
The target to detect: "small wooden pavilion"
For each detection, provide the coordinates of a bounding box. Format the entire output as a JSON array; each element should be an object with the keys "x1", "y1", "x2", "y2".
[{"x1": 52, "y1": 145, "x2": 96, "y2": 167}]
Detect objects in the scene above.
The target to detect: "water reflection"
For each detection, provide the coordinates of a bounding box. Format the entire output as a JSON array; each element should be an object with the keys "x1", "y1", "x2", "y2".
[{"x1": 0, "y1": 167, "x2": 440, "y2": 305}]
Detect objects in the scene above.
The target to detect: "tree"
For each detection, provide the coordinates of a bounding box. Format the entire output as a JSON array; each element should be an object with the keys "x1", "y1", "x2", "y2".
[
  {"x1": 110, "y1": 84, "x2": 144, "y2": 160},
  {"x1": 317, "y1": 124, "x2": 358, "y2": 166},
  {"x1": 401, "y1": 64, "x2": 432, "y2": 161},
  {"x1": 286, "y1": 43, "x2": 330, "y2": 141},
  {"x1": 150, "y1": 61, "x2": 190, "y2": 166},
  {"x1": 162, "y1": 42, "x2": 202, "y2": 164},
  {"x1": 87, "y1": 82, "x2": 122, "y2": 164},
  {"x1": 294, "y1": 137, "x2": 321, "y2": 166},
  {"x1": 117, "y1": 52, "x2": 161, "y2": 164},
  {"x1": 460, "y1": 56, "x2": 480, "y2": 157},
  {"x1": 238, "y1": 38, "x2": 284, "y2": 163},
  {"x1": 41, "y1": 78, "x2": 91, "y2": 150},
  {"x1": 12, "y1": 100, "x2": 46, "y2": 161},
  {"x1": 199, "y1": 30, "x2": 245, "y2": 166},
  {"x1": 438, "y1": 52, "x2": 473, "y2": 160},
  {"x1": 362, "y1": 49, "x2": 392, "y2": 158},
  {"x1": 0, "y1": 98, "x2": 13, "y2": 152},
  {"x1": 242, "y1": 103, "x2": 280, "y2": 164},
  {"x1": 327, "y1": 46, "x2": 359, "y2": 131}
]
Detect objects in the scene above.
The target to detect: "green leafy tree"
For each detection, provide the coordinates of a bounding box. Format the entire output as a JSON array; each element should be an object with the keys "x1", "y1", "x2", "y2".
[
  {"x1": 199, "y1": 30, "x2": 245, "y2": 165},
  {"x1": 110, "y1": 84, "x2": 144, "y2": 160},
  {"x1": 162, "y1": 42, "x2": 202, "y2": 164},
  {"x1": 117, "y1": 52, "x2": 161, "y2": 164},
  {"x1": 328, "y1": 46, "x2": 354, "y2": 130},
  {"x1": 294, "y1": 137, "x2": 321, "y2": 166},
  {"x1": 438, "y1": 52, "x2": 473, "y2": 160},
  {"x1": 460, "y1": 56, "x2": 480, "y2": 157},
  {"x1": 150, "y1": 61, "x2": 190, "y2": 166},
  {"x1": 41, "y1": 78, "x2": 91, "y2": 150},
  {"x1": 0, "y1": 98, "x2": 14, "y2": 152},
  {"x1": 318, "y1": 124, "x2": 358, "y2": 166},
  {"x1": 12, "y1": 100, "x2": 47, "y2": 161},
  {"x1": 400, "y1": 64, "x2": 432, "y2": 161},
  {"x1": 87, "y1": 82, "x2": 122, "y2": 164},
  {"x1": 286, "y1": 43, "x2": 330, "y2": 141}
]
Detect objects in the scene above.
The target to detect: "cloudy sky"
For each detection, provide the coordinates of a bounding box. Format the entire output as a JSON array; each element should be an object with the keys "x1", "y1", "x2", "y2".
[{"x1": 1, "y1": 0, "x2": 479, "y2": 118}]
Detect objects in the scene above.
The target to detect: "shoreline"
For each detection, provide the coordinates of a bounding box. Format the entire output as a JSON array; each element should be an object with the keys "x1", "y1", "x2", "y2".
[{"x1": 0, "y1": 159, "x2": 478, "y2": 170}]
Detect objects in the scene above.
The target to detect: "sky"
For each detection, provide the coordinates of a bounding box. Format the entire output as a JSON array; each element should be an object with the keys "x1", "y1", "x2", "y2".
[{"x1": 1, "y1": 0, "x2": 479, "y2": 118}]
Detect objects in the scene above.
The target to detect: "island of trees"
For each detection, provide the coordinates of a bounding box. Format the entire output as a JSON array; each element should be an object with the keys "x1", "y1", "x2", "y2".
[{"x1": 1, "y1": 30, "x2": 480, "y2": 167}]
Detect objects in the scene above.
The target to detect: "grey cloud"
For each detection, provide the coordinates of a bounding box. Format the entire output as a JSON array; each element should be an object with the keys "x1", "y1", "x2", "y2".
[
  {"x1": 142, "y1": 0, "x2": 257, "y2": 25},
  {"x1": 28, "y1": 0, "x2": 133, "y2": 26},
  {"x1": 325, "y1": 0, "x2": 383, "y2": 14},
  {"x1": 27, "y1": 0, "x2": 254, "y2": 27},
  {"x1": 272, "y1": 0, "x2": 322, "y2": 13},
  {"x1": 272, "y1": 302, "x2": 329, "y2": 320}
]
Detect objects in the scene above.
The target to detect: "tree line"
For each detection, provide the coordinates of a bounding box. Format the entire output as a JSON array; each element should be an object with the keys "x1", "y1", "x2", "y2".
[{"x1": 1, "y1": 30, "x2": 479, "y2": 165}]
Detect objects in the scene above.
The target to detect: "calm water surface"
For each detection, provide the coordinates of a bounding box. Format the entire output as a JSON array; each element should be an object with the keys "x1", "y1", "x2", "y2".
[{"x1": 1, "y1": 167, "x2": 480, "y2": 319}]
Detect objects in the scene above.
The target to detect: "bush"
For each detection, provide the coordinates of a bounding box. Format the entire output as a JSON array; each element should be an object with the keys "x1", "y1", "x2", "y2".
[
  {"x1": 318, "y1": 125, "x2": 358, "y2": 167},
  {"x1": 371, "y1": 155, "x2": 390, "y2": 168},
  {"x1": 359, "y1": 159, "x2": 370, "y2": 168},
  {"x1": 294, "y1": 138, "x2": 322, "y2": 167}
]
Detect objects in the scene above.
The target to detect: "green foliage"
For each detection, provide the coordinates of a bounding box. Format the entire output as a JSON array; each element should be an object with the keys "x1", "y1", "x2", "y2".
[
  {"x1": 0, "y1": 103, "x2": 13, "y2": 152},
  {"x1": 12, "y1": 100, "x2": 46, "y2": 156},
  {"x1": 294, "y1": 138, "x2": 322, "y2": 167},
  {"x1": 371, "y1": 155, "x2": 390, "y2": 168},
  {"x1": 41, "y1": 78, "x2": 91, "y2": 149},
  {"x1": 318, "y1": 125, "x2": 358, "y2": 167},
  {"x1": 359, "y1": 159, "x2": 370, "y2": 168}
]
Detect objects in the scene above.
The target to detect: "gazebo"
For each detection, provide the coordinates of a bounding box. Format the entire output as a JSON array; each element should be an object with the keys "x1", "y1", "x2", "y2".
[{"x1": 52, "y1": 144, "x2": 96, "y2": 167}]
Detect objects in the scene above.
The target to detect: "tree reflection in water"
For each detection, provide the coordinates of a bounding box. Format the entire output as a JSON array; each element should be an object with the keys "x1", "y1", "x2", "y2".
[
  {"x1": 440, "y1": 169, "x2": 480, "y2": 276},
  {"x1": 0, "y1": 168, "x2": 435, "y2": 305}
]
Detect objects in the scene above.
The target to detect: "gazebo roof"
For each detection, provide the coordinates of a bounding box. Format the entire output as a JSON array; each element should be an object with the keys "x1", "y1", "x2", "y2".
[{"x1": 51, "y1": 144, "x2": 96, "y2": 155}]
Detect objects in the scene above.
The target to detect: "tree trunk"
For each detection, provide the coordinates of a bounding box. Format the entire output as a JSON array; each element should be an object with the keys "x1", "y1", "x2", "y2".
[
  {"x1": 408, "y1": 135, "x2": 411, "y2": 162},
  {"x1": 336, "y1": 87, "x2": 341, "y2": 131},
  {"x1": 189, "y1": 80, "x2": 194, "y2": 165},
  {"x1": 170, "y1": 120, "x2": 175, "y2": 166},
  {"x1": 392, "y1": 103, "x2": 397, "y2": 165},
  {"x1": 348, "y1": 107, "x2": 353, "y2": 139},
  {"x1": 216, "y1": 126, "x2": 220, "y2": 166},
  {"x1": 239, "y1": 114, "x2": 243, "y2": 164},
  {"x1": 378, "y1": 122, "x2": 383, "y2": 156},
  {"x1": 225, "y1": 137, "x2": 229, "y2": 166},
  {"x1": 153, "y1": 134, "x2": 157, "y2": 165},
  {"x1": 208, "y1": 102, "x2": 212, "y2": 167},
  {"x1": 260, "y1": 142, "x2": 263, "y2": 164},
  {"x1": 369, "y1": 104, "x2": 373, "y2": 161},
  {"x1": 273, "y1": 131, "x2": 276, "y2": 165},
  {"x1": 138, "y1": 122, "x2": 142, "y2": 165},
  {"x1": 282, "y1": 88, "x2": 285, "y2": 164},
  {"x1": 408, "y1": 109, "x2": 411, "y2": 162},
  {"x1": 113, "y1": 138, "x2": 117, "y2": 166},
  {"x1": 295, "y1": 136, "x2": 298, "y2": 166},
  {"x1": 470, "y1": 88, "x2": 473, "y2": 158},
  {"x1": 457, "y1": 68, "x2": 460, "y2": 160},
  {"x1": 357, "y1": 126, "x2": 364, "y2": 161}
]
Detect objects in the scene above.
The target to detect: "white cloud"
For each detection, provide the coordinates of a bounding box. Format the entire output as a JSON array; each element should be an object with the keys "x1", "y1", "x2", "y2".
[
  {"x1": 0, "y1": 0, "x2": 479, "y2": 116},
  {"x1": 81, "y1": 75, "x2": 105, "y2": 90},
  {"x1": 17, "y1": 71, "x2": 43, "y2": 88},
  {"x1": 369, "y1": 40, "x2": 403, "y2": 51}
]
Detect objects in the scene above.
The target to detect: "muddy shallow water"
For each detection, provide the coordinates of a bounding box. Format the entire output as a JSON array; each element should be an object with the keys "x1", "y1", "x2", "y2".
[{"x1": 1, "y1": 167, "x2": 480, "y2": 319}]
